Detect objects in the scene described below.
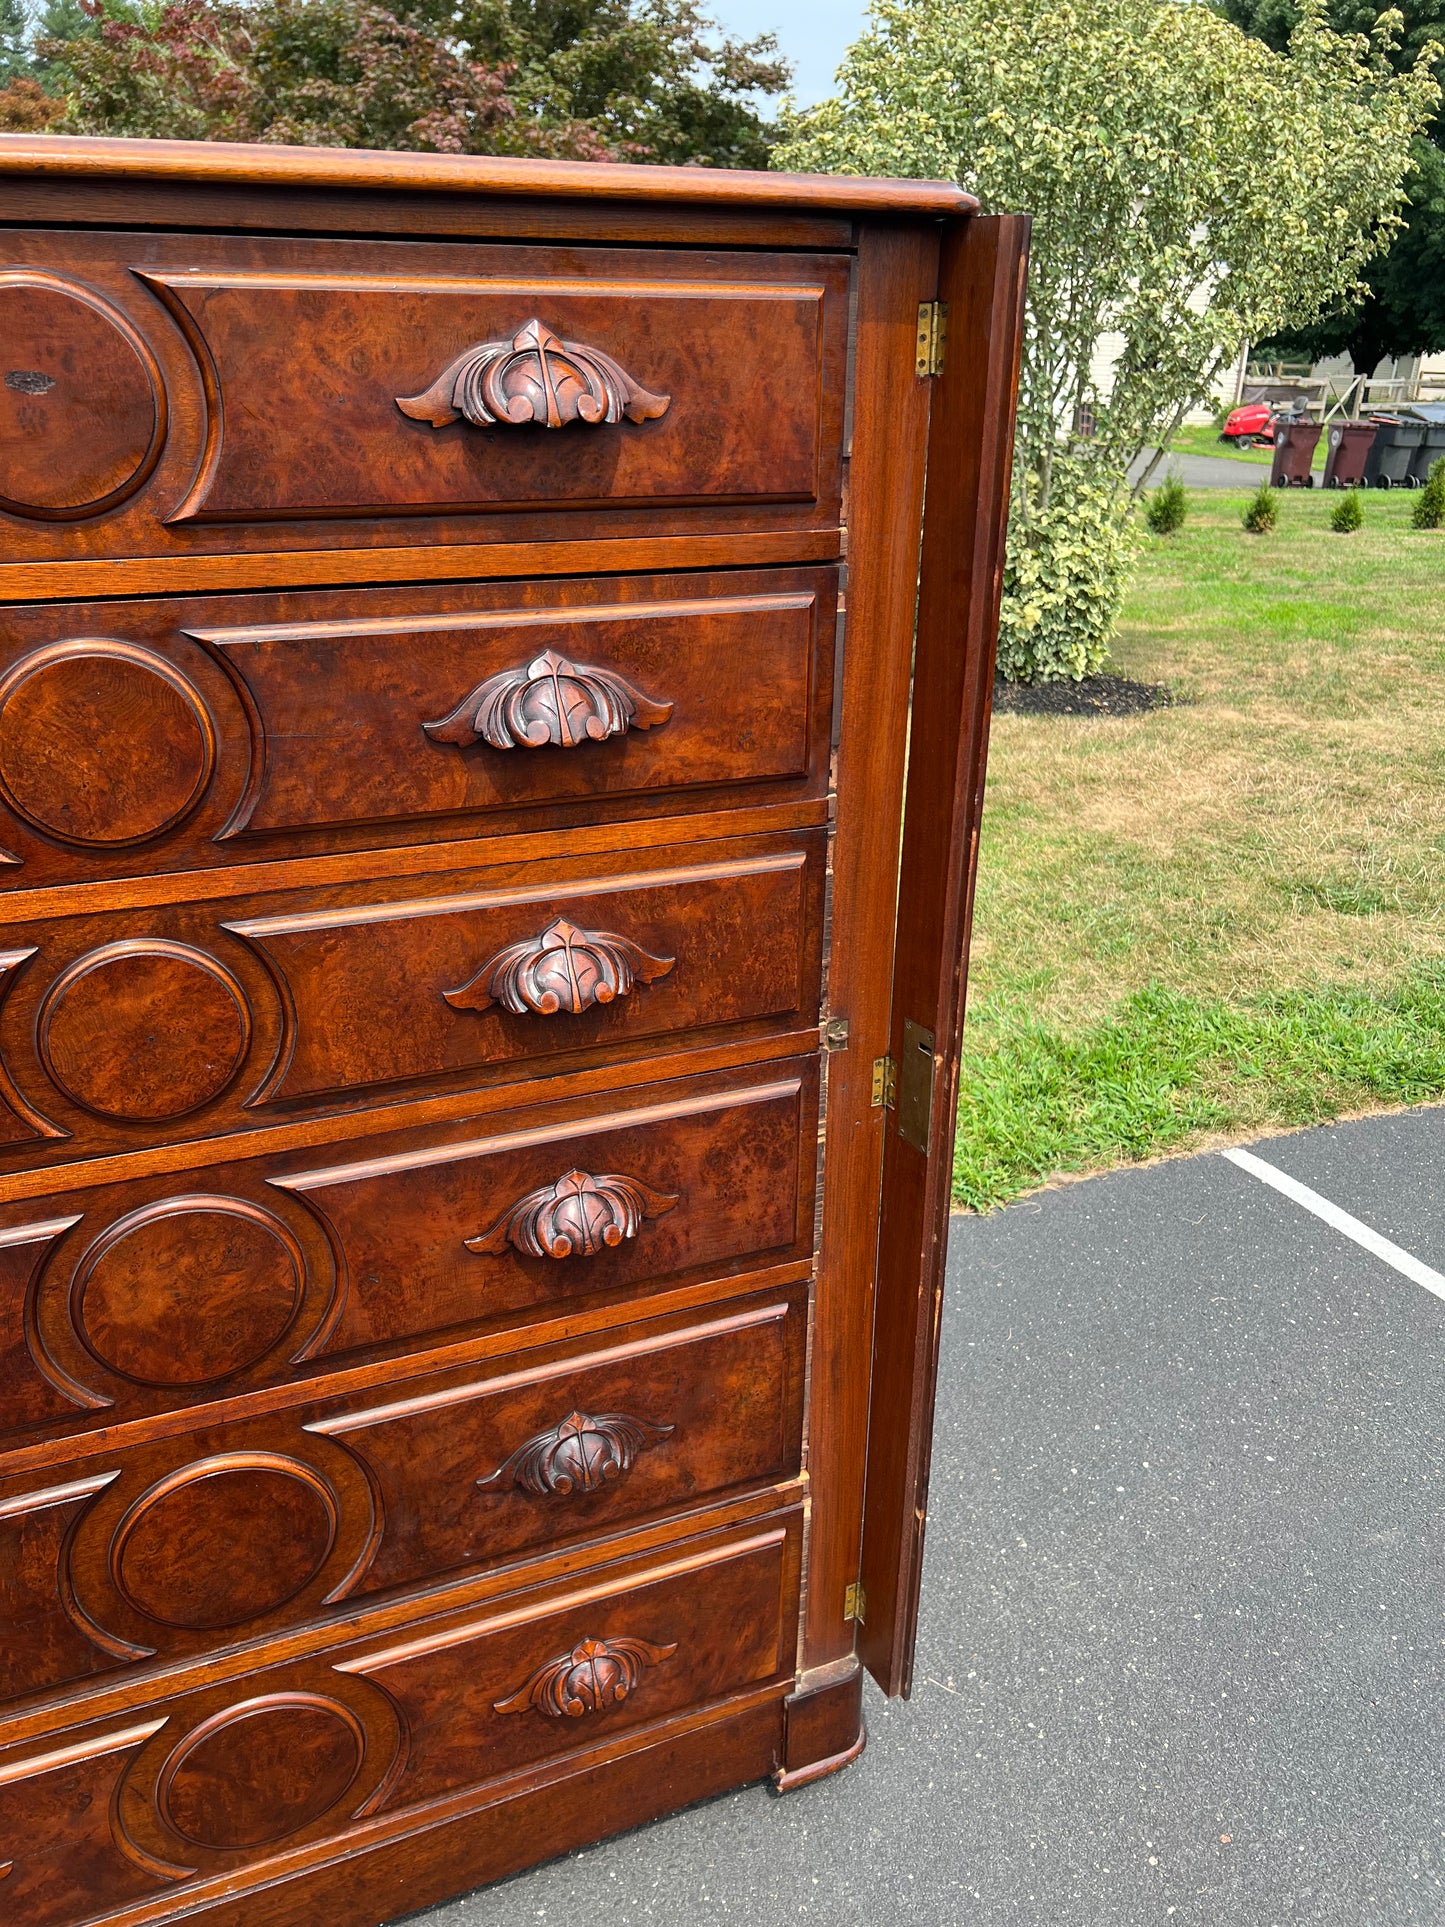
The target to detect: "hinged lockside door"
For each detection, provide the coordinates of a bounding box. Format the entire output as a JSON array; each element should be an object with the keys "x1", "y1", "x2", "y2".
[{"x1": 858, "y1": 211, "x2": 1030, "y2": 1697}]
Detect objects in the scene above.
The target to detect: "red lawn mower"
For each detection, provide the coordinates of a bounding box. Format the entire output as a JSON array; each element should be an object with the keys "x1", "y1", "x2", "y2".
[{"x1": 1219, "y1": 398, "x2": 1308, "y2": 448}]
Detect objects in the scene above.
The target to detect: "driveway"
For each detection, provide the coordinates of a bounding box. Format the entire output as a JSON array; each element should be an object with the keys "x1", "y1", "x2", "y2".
[
  {"x1": 405, "y1": 1108, "x2": 1445, "y2": 1926},
  {"x1": 1131, "y1": 449, "x2": 1279, "y2": 489}
]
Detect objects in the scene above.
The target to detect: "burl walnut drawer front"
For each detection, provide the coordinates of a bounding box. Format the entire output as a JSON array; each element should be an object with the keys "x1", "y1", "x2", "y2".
[
  {"x1": 0, "y1": 567, "x2": 835, "y2": 887},
  {"x1": 0, "y1": 829, "x2": 824, "y2": 1164},
  {"x1": 0, "y1": 1515, "x2": 799, "y2": 1927},
  {"x1": 0, "y1": 1059, "x2": 817, "y2": 1445},
  {"x1": 0, "y1": 1290, "x2": 804, "y2": 1708},
  {"x1": 0, "y1": 232, "x2": 847, "y2": 562}
]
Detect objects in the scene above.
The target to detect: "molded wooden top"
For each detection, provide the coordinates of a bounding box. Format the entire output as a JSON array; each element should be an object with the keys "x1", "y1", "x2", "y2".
[{"x1": 0, "y1": 133, "x2": 974, "y2": 217}]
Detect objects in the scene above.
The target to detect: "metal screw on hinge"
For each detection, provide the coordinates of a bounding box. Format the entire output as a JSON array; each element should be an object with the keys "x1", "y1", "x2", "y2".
[{"x1": 915, "y1": 301, "x2": 947, "y2": 377}]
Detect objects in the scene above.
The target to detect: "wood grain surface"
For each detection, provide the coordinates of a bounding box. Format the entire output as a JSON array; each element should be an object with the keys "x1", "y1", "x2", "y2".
[{"x1": 0, "y1": 143, "x2": 1023, "y2": 1927}]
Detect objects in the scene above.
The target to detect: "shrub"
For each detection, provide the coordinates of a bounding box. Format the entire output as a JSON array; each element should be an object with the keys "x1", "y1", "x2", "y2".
[
  {"x1": 1330, "y1": 487, "x2": 1364, "y2": 532},
  {"x1": 1145, "y1": 475, "x2": 1188, "y2": 535},
  {"x1": 996, "y1": 453, "x2": 1138, "y2": 682},
  {"x1": 1243, "y1": 483, "x2": 1279, "y2": 533},
  {"x1": 1413, "y1": 456, "x2": 1445, "y2": 529}
]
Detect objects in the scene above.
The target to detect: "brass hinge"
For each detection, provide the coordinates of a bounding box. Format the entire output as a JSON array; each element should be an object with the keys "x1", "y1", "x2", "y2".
[
  {"x1": 844, "y1": 1580, "x2": 867, "y2": 1624},
  {"x1": 915, "y1": 300, "x2": 948, "y2": 377},
  {"x1": 871, "y1": 1055, "x2": 896, "y2": 1109}
]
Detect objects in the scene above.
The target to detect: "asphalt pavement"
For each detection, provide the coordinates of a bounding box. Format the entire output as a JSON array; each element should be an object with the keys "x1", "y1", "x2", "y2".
[
  {"x1": 1131, "y1": 449, "x2": 1279, "y2": 489},
  {"x1": 405, "y1": 1107, "x2": 1445, "y2": 1927}
]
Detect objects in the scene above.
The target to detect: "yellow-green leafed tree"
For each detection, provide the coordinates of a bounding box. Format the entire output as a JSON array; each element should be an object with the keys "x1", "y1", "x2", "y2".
[{"x1": 777, "y1": 0, "x2": 1439, "y2": 682}]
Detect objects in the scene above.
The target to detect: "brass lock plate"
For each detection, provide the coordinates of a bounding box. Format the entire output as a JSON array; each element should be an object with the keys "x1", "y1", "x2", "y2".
[{"x1": 898, "y1": 1018, "x2": 936, "y2": 1154}]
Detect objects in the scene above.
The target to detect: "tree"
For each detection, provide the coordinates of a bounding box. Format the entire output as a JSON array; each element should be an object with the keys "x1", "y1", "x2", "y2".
[
  {"x1": 4, "y1": 0, "x2": 787, "y2": 162},
  {"x1": 1219, "y1": 0, "x2": 1445, "y2": 370},
  {"x1": 0, "y1": 0, "x2": 29, "y2": 80},
  {"x1": 778, "y1": 0, "x2": 1438, "y2": 681}
]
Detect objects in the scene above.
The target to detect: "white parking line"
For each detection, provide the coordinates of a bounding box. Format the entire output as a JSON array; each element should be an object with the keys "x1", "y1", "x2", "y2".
[{"x1": 1222, "y1": 1146, "x2": 1445, "y2": 1304}]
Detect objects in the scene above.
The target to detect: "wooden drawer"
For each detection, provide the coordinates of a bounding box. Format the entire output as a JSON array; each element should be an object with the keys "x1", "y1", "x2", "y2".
[
  {"x1": 0, "y1": 1295, "x2": 803, "y2": 1703},
  {"x1": 0, "y1": 567, "x2": 835, "y2": 888},
  {"x1": 0, "y1": 1512, "x2": 798, "y2": 1927},
  {"x1": 0, "y1": 1058, "x2": 817, "y2": 1446},
  {"x1": 0, "y1": 829, "x2": 824, "y2": 1167},
  {"x1": 0, "y1": 232, "x2": 847, "y2": 564}
]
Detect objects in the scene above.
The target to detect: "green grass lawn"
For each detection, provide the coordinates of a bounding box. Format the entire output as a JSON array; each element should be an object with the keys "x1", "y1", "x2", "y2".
[
  {"x1": 1163, "y1": 422, "x2": 1325, "y2": 469},
  {"x1": 954, "y1": 487, "x2": 1445, "y2": 1209}
]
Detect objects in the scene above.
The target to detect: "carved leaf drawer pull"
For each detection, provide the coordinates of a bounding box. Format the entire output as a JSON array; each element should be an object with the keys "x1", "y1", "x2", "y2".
[
  {"x1": 443, "y1": 916, "x2": 674, "y2": 1017},
  {"x1": 493, "y1": 1635, "x2": 677, "y2": 1719},
  {"x1": 424, "y1": 649, "x2": 672, "y2": 752},
  {"x1": 465, "y1": 1168, "x2": 679, "y2": 1260},
  {"x1": 397, "y1": 318, "x2": 670, "y2": 432},
  {"x1": 477, "y1": 1409, "x2": 674, "y2": 1497}
]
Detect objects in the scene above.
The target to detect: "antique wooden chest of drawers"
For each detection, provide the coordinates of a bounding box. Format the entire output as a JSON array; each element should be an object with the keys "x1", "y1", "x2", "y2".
[{"x1": 0, "y1": 135, "x2": 1027, "y2": 1927}]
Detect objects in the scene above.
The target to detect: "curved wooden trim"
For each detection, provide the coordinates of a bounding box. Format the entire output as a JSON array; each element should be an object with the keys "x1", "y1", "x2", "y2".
[
  {"x1": 0, "y1": 134, "x2": 976, "y2": 216},
  {"x1": 772, "y1": 1722, "x2": 865, "y2": 1793}
]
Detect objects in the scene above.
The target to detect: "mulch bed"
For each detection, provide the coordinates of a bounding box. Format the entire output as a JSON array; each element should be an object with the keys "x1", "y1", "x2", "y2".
[{"x1": 993, "y1": 673, "x2": 1176, "y2": 718}]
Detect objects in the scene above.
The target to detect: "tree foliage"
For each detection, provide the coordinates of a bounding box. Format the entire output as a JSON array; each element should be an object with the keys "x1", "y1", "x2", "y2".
[
  {"x1": 1219, "y1": 0, "x2": 1445, "y2": 368},
  {"x1": 0, "y1": 0, "x2": 788, "y2": 163},
  {"x1": 778, "y1": 0, "x2": 1438, "y2": 680},
  {"x1": 0, "y1": 0, "x2": 28, "y2": 82}
]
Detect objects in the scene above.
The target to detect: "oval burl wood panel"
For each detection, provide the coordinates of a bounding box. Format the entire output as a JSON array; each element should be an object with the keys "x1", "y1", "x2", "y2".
[
  {"x1": 0, "y1": 639, "x2": 214, "y2": 847},
  {"x1": 72, "y1": 1196, "x2": 305, "y2": 1389},
  {"x1": 0, "y1": 233, "x2": 844, "y2": 567},
  {"x1": 45, "y1": 1427, "x2": 377, "y2": 1680},
  {"x1": 0, "y1": 270, "x2": 165, "y2": 521},
  {"x1": 35, "y1": 939, "x2": 251, "y2": 1123},
  {"x1": 0, "y1": 1289, "x2": 802, "y2": 1703},
  {"x1": 0, "y1": 567, "x2": 834, "y2": 886},
  {"x1": 0, "y1": 1058, "x2": 813, "y2": 1442},
  {"x1": 109, "y1": 1669, "x2": 403, "y2": 1884},
  {"x1": 109, "y1": 1455, "x2": 339, "y2": 1630},
  {"x1": 155, "y1": 1696, "x2": 366, "y2": 1850}
]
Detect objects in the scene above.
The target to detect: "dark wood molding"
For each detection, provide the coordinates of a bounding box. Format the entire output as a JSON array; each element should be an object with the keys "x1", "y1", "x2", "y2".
[
  {"x1": 859, "y1": 214, "x2": 1031, "y2": 1698},
  {"x1": 800, "y1": 220, "x2": 940, "y2": 1677},
  {"x1": 773, "y1": 1655, "x2": 865, "y2": 1792},
  {"x1": 0, "y1": 133, "x2": 975, "y2": 216}
]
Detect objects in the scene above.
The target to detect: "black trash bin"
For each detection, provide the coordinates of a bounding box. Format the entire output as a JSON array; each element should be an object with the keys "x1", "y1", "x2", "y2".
[
  {"x1": 1323, "y1": 419, "x2": 1377, "y2": 488},
  {"x1": 1403, "y1": 403, "x2": 1445, "y2": 485},
  {"x1": 1364, "y1": 415, "x2": 1426, "y2": 487},
  {"x1": 1270, "y1": 418, "x2": 1321, "y2": 487}
]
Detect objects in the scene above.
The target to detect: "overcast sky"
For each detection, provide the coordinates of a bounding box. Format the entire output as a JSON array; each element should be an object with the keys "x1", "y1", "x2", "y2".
[{"x1": 710, "y1": 0, "x2": 868, "y2": 108}]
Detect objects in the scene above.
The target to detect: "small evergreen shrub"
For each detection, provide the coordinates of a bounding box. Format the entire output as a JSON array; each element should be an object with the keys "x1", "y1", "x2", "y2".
[
  {"x1": 1145, "y1": 475, "x2": 1188, "y2": 535},
  {"x1": 1243, "y1": 483, "x2": 1279, "y2": 533},
  {"x1": 1330, "y1": 488, "x2": 1364, "y2": 533},
  {"x1": 1413, "y1": 456, "x2": 1445, "y2": 530}
]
